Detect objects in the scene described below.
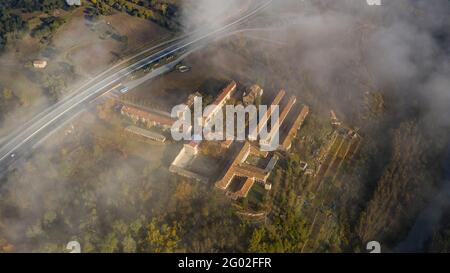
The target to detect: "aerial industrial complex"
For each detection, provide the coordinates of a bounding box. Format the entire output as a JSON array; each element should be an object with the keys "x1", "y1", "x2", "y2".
[
  {"x1": 0, "y1": 0, "x2": 445, "y2": 255},
  {"x1": 116, "y1": 79, "x2": 311, "y2": 201},
  {"x1": 106, "y1": 75, "x2": 364, "y2": 221}
]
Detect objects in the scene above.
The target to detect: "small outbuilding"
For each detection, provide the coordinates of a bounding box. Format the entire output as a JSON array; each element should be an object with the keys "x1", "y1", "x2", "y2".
[
  {"x1": 33, "y1": 59, "x2": 47, "y2": 69},
  {"x1": 66, "y1": 0, "x2": 82, "y2": 6},
  {"x1": 243, "y1": 84, "x2": 263, "y2": 105}
]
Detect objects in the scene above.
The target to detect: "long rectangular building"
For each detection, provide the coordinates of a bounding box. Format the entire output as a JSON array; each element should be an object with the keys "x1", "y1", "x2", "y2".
[
  {"x1": 232, "y1": 177, "x2": 255, "y2": 199},
  {"x1": 260, "y1": 96, "x2": 297, "y2": 149},
  {"x1": 281, "y1": 106, "x2": 310, "y2": 150},
  {"x1": 216, "y1": 142, "x2": 252, "y2": 190},
  {"x1": 121, "y1": 105, "x2": 175, "y2": 129},
  {"x1": 203, "y1": 81, "x2": 237, "y2": 125},
  {"x1": 125, "y1": 125, "x2": 166, "y2": 142},
  {"x1": 250, "y1": 90, "x2": 285, "y2": 139}
]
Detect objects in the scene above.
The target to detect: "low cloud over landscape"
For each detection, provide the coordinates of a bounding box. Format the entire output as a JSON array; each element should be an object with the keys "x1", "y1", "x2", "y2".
[{"x1": 0, "y1": 0, "x2": 449, "y2": 253}]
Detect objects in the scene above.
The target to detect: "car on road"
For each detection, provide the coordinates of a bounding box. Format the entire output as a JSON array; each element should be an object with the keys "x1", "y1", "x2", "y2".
[
  {"x1": 119, "y1": 86, "x2": 129, "y2": 94},
  {"x1": 178, "y1": 65, "x2": 190, "y2": 73}
]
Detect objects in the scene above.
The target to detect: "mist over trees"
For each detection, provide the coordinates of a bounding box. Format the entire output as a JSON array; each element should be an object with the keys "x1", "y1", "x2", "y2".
[{"x1": 1, "y1": 0, "x2": 450, "y2": 253}]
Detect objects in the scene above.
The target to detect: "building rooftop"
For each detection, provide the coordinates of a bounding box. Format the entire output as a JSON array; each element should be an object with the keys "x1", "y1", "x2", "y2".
[
  {"x1": 187, "y1": 140, "x2": 201, "y2": 148},
  {"x1": 234, "y1": 164, "x2": 267, "y2": 182},
  {"x1": 215, "y1": 141, "x2": 271, "y2": 192},
  {"x1": 251, "y1": 89, "x2": 285, "y2": 137},
  {"x1": 232, "y1": 177, "x2": 255, "y2": 199},
  {"x1": 203, "y1": 81, "x2": 237, "y2": 119},
  {"x1": 33, "y1": 59, "x2": 47, "y2": 68},
  {"x1": 125, "y1": 126, "x2": 166, "y2": 142},
  {"x1": 216, "y1": 142, "x2": 252, "y2": 190},
  {"x1": 243, "y1": 84, "x2": 263, "y2": 105},
  {"x1": 260, "y1": 96, "x2": 297, "y2": 147},
  {"x1": 213, "y1": 81, "x2": 237, "y2": 106},
  {"x1": 281, "y1": 105, "x2": 310, "y2": 150},
  {"x1": 121, "y1": 105, "x2": 175, "y2": 126}
]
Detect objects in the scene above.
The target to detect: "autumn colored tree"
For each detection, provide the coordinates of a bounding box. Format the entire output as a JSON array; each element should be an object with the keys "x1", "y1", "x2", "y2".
[{"x1": 146, "y1": 219, "x2": 180, "y2": 253}]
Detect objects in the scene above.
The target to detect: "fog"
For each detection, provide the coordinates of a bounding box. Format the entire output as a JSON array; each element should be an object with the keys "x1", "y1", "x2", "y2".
[
  {"x1": 179, "y1": 0, "x2": 252, "y2": 31},
  {"x1": 1, "y1": 0, "x2": 450, "y2": 252},
  {"x1": 180, "y1": 0, "x2": 450, "y2": 251}
]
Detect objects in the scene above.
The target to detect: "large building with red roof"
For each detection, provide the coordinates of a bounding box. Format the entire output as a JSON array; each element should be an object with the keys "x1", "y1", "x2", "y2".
[
  {"x1": 121, "y1": 105, "x2": 175, "y2": 130},
  {"x1": 202, "y1": 81, "x2": 237, "y2": 126}
]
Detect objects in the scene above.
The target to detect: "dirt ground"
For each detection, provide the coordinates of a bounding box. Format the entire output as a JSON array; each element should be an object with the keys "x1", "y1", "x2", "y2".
[
  {"x1": 0, "y1": 7, "x2": 172, "y2": 139},
  {"x1": 107, "y1": 12, "x2": 171, "y2": 51},
  {"x1": 54, "y1": 8, "x2": 171, "y2": 76},
  {"x1": 128, "y1": 36, "x2": 267, "y2": 112}
]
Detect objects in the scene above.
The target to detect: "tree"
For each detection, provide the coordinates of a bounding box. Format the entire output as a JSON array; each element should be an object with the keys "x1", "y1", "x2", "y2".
[
  {"x1": 2, "y1": 87, "x2": 13, "y2": 99},
  {"x1": 100, "y1": 232, "x2": 119, "y2": 253},
  {"x1": 31, "y1": 16, "x2": 66, "y2": 43},
  {"x1": 42, "y1": 75, "x2": 66, "y2": 102},
  {"x1": 122, "y1": 235, "x2": 137, "y2": 253},
  {"x1": 97, "y1": 99, "x2": 115, "y2": 120},
  {"x1": 358, "y1": 122, "x2": 438, "y2": 247},
  {"x1": 0, "y1": 237, "x2": 14, "y2": 253},
  {"x1": 0, "y1": 9, "x2": 26, "y2": 50},
  {"x1": 146, "y1": 219, "x2": 180, "y2": 253},
  {"x1": 249, "y1": 228, "x2": 265, "y2": 252}
]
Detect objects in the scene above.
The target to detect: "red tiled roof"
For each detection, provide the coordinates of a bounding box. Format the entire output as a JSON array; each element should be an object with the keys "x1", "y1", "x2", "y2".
[
  {"x1": 234, "y1": 177, "x2": 255, "y2": 198},
  {"x1": 234, "y1": 165, "x2": 267, "y2": 181},
  {"x1": 204, "y1": 81, "x2": 237, "y2": 119},
  {"x1": 216, "y1": 142, "x2": 251, "y2": 189},
  {"x1": 187, "y1": 140, "x2": 200, "y2": 148},
  {"x1": 251, "y1": 90, "x2": 285, "y2": 137},
  {"x1": 281, "y1": 106, "x2": 309, "y2": 150},
  {"x1": 221, "y1": 139, "x2": 233, "y2": 148},
  {"x1": 216, "y1": 142, "x2": 270, "y2": 190},
  {"x1": 262, "y1": 96, "x2": 296, "y2": 143},
  {"x1": 213, "y1": 81, "x2": 236, "y2": 106},
  {"x1": 33, "y1": 60, "x2": 47, "y2": 65},
  {"x1": 121, "y1": 105, "x2": 175, "y2": 126}
]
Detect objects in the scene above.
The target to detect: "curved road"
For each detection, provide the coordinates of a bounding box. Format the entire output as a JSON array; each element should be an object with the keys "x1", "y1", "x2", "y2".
[{"x1": 0, "y1": 1, "x2": 272, "y2": 173}]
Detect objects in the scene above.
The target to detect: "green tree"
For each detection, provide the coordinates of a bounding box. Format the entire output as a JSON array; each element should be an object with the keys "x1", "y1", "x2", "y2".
[
  {"x1": 146, "y1": 219, "x2": 180, "y2": 253},
  {"x1": 2, "y1": 87, "x2": 13, "y2": 99},
  {"x1": 100, "y1": 232, "x2": 119, "y2": 253}
]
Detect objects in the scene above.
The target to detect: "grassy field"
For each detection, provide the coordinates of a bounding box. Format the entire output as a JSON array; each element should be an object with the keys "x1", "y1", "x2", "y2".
[{"x1": 0, "y1": 6, "x2": 173, "y2": 140}]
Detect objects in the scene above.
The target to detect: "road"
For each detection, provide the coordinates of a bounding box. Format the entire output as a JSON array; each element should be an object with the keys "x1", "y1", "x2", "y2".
[{"x1": 0, "y1": 1, "x2": 272, "y2": 175}]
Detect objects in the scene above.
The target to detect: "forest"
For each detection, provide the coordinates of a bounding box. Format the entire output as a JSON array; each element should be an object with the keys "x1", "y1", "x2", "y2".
[
  {"x1": 1, "y1": 0, "x2": 450, "y2": 253},
  {"x1": 0, "y1": 9, "x2": 27, "y2": 50}
]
